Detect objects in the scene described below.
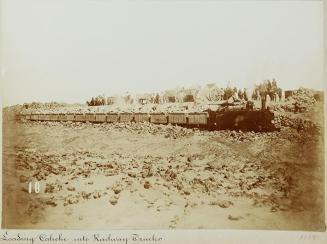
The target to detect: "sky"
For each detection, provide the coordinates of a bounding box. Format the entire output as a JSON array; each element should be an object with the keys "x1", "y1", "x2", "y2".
[{"x1": 0, "y1": 0, "x2": 324, "y2": 106}]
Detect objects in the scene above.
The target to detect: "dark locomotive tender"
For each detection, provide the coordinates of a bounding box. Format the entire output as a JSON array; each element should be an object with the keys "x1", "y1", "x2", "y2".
[
  {"x1": 208, "y1": 109, "x2": 276, "y2": 132},
  {"x1": 20, "y1": 108, "x2": 277, "y2": 132}
]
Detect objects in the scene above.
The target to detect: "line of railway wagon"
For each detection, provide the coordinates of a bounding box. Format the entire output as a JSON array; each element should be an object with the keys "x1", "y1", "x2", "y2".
[
  {"x1": 20, "y1": 109, "x2": 277, "y2": 131},
  {"x1": 21, "y1": 113, "x2": 208, "y2": 127}
]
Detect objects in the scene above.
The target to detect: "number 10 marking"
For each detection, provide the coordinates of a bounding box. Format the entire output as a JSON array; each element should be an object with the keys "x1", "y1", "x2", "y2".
[{"x1": 28, "y1": 181, "x2": 40, "y2": 193}]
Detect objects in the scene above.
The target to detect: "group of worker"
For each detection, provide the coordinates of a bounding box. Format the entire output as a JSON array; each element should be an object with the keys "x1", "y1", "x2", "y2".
[{"x1": 251, "y1": 79, "x2": 283, "y2": 109}]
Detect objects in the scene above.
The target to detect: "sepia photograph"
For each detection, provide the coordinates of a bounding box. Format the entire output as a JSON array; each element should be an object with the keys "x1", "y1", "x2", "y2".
[{"x1": 1, "y1": 0, "x2": 325, "y2": 233}]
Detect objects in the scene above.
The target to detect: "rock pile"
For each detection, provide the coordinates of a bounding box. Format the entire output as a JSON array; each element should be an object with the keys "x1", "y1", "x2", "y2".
[
  {"x1": 283, "y1": 88, "x2": 317, "y2": 112},
  {"x1": 15, "y1": 138, "x2": 302, "y2": 213},
  {"x1": 273, "y1": 113, "x2": 320, "y2": 133}
]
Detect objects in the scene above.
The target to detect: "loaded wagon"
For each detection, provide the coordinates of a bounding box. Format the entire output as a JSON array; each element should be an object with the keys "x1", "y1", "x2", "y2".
[
  {"x1": 85, "y1": 113, "x2": 96, "y2": 122},
  {"x1": 106, "y1": 113, "x2": 119, "y2": 123},
  {"x1": 134, "y1": 113, "x2": 149, "y2": 123},
  {"x1": 58, "y1": 114, "x2": 68, "y2": 121},
  {"x1": 119, "y1": 113, "x2": 134, "y2": 123},
  {"x1": 188, "y1": 113, "x2": 208, "y2": 126},
  {"x1": 30, "y1": 114, "x2": 39, "y2": 121},
  {"x1": 150, "y1": 113, "x2": 167, "y2": 124},
  {"x1": 16, "y1": 114, "x2": 25, "y2": 120},
  {"x1": 49, "y1": 114, "x2": 59, "y2": 121},
  {"x1": 95, "y1": 113, "x2": 107, "y2": 122},
  {"x1": 38, "y1": 114, "x2": 47, "y2": 121},
  {"x1": 66, "y1": 114, "x2": 75, "y2": 121},
  {"x1": 74, "y1": 114, "x2": 86, "y2": 122},
  {"x1": 43, "y1": 114, "x2": 51, "y2": 121},
  {"x1": 168, "y1": 113, "x2": 187, "y2": 125}
]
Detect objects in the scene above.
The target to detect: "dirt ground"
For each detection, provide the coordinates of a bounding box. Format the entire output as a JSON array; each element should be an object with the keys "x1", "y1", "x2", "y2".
[{"x1": 2, "y1": 107, "x2": 325, "y2": 230}]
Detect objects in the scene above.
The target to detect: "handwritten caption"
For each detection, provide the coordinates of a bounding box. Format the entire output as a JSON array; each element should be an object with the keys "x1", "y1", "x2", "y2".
[{"x1": 0, "y1": 232, "x2": 164, "y2": 244}]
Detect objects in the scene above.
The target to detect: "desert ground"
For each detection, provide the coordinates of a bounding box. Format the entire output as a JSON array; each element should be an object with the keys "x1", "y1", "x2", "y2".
[{"x1": 2, "y1": 91, "x2": 325, "y2": 230}]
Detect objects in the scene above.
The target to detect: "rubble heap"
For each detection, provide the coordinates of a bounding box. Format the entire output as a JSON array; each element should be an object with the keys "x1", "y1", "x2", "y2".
[
  {"x1": 273, "y1": 113, "x2": 320, "y2": 133},
  {"x1": 283, "y1": 88, "x2": 316, "y2": 112}
]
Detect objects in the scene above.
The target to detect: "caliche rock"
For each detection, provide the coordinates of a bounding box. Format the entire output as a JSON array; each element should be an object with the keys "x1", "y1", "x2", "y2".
[{"x1": 144, "y1": 181, "x2": 151, "y2": 189}]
